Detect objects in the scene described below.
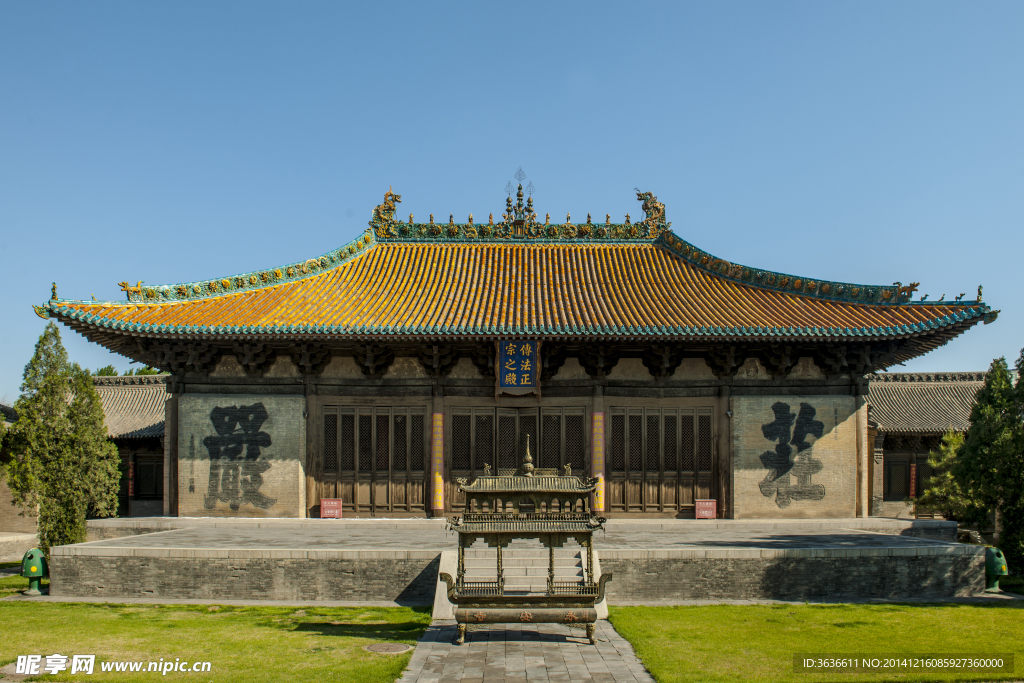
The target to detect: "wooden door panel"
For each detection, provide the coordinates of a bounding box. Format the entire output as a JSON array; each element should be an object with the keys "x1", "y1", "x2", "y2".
[
  {"x1": 393, "y1": 478, "x2": 407, "y2": 508},
  {"x1": 373, "y1": 480, "x2": 389, "y2": 510},
  {"x1": 626, "y1": 478, "x2": 642, "y2": 509},
  {"x1": 356, "y1": 479, "x2": 371, "y2": 509},
  {"x1": 680, "y1": 477, "x2": 694, "y2": 506},
  {"x1": 644, "y1": 479, "x2": 660, "y2": 510},
  {"x1": 663, "y1": 477, "x2": 677, "y2": 507},
  {"x1": 339, "y1": 480, "x2": 355, "y2": 507}
]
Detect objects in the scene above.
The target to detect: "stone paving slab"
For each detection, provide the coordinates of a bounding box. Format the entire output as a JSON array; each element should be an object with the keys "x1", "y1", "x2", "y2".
[
  {"x1": 69, "y1": 520, "x2": 954, "y2": 554},
  {"x1": 398, "y1": 620, "x2": 654, "y2": 683}
]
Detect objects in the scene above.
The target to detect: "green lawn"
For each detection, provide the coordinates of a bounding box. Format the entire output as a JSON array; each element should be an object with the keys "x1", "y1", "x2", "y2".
[
  {"x1": 0, "y1": 601, "x2": 430, "y2": 682},
  {"x1": 609, "y1": 603, "x2": 1024, "y2": 683}
]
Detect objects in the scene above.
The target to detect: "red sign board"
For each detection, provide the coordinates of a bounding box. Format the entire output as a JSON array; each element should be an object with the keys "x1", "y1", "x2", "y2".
[
  {"x1": 320, "y1": 498, "x2": 343, "y2": 519},
  {"x1": 909, "y1": 464, "x2": 917, "y2": 499},
  {"x1": 695, "y1": 499, "x2": 717, "y2": 519}
]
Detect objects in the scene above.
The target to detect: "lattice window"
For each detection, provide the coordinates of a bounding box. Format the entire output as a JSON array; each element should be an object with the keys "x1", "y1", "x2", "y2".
[
  {"x1": 680, "y1": 414, "x2": 694, "y2": 471},
  {"x1": 498, "y1": 414, "x2": 516, "y2": 470},
  {"x1": 628, "y1": 414, "x2": 643, "y2": 472},
  {"x1": 393, "y1": 413, "x2": 407, "y2": 471},
  {"x1": 646, "y1": 413, "x2": 660, "y2": 472},
  {"x1": 375, "y1": 414, "x2": 389, "y2": 472},
  {"x1": 542, "y1": 413, "x2": 561, "y2": 469},
  {"x1": 663, "y1": 414, "x2": 677, "y2": 472},
  {"x1": 410, "y1": 414, "x2": 425, "y2": 471},
  {"x1": 323, "y1": 414, "x2": 338, "y2": 473},
  {"x1": 610, "y1": 414, "x2": 625, "y2": 472},
  {"x1": 697, "y1": 414, "x2": 712, "y2": 471},
  {"x1": 475, "y1": 413, "x2": 493, "y2": 471},
  {"x1": 340, "y1": 414, "x2": 355, "y2": 470},
  {"x1": 452, "y1": 414, "x2": 471, "y2": 470},
  {"x1": 565, "y1": 414, "x2": 584, "y2": 471},
  {"x1": 358, "y1": 414, "x2": 372, "y2": 472}
]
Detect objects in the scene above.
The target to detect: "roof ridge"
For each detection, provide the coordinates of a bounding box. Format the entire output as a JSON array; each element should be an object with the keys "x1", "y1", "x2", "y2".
[
  {"x1": 93, "y1": 375, "x2": 168, "y2": 386},
  {"x1": 868, "y1": 371, "x2": 988, "y2": 383}
]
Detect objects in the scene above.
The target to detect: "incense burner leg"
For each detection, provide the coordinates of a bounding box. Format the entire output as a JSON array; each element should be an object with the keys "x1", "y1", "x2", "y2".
[
  {"x1": 458, "y1": 544, "x2": 465, "y2": 584},
  {"x1": 496, "y1": 543, "x2": 504, "y2": 592},
  {"x1": 586, "y1": 623, "x2": 596, "y2": 645},
  {"x1": 455, "y1": 623, "x2": 467, "y2": 645}
]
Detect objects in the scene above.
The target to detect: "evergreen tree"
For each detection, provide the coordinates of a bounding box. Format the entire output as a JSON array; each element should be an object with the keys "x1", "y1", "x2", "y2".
[
  {"x1": 94, "y1": 365, "x2": 118, "y2": 376},
  {"x1": 917, "y1": 430, "x2": 988, "y2": 525},
  {"x1": 2, "y1": 323, "x2": 120, "y2": 553},
  {"x1": 955, "y1": 354, "x2": 1024, "y2": 572},
  {"x1": 123, "y1": 366, "x2": 161, "y2": 376}
]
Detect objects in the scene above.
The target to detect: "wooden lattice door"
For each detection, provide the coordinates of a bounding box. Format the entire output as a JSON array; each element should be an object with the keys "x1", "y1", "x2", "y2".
[
  {"x1": 321, "y1": 406, "x2": 428, "y2": 515},
  {"x1": 447, "y1": 407, "x2": 587, "y2": 512},
  {"x1": 607, "y1": 407, "x2": 714, "y2": 515}
]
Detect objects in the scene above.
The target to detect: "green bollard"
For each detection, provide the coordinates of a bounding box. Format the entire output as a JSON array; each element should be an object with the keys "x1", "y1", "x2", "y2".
[
  {"x1": 20, "y1": 548, "x2": 48, "y2": 596},
  {"x1": 984, "y1": 547, "x2": 1008, "y2": 593}
]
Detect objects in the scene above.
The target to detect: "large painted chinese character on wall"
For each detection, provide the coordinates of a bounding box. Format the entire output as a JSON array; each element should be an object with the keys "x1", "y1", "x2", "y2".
[
  {"x1": 497, "y1": 341, "x2": 540, "y2": 396},
  {"x1": 178, "y1": 394, "x2": 306, "y2": 517},
  {"x1": 731, "y1": 395, "x2": 856, "y2": 519}
]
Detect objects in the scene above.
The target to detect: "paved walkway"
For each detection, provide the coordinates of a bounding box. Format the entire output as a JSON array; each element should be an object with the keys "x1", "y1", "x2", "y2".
[{"x1": 397, "y1": 620, "x2": 654, "y2": 683}]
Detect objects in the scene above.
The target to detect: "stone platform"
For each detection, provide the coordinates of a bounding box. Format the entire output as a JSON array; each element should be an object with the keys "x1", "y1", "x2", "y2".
[
  {"x1": 0, "y1": 532, "x2": 38, "y2": 563},
  {"x1": 47, "y1": 517, "x2": 984, "y2": 604}
]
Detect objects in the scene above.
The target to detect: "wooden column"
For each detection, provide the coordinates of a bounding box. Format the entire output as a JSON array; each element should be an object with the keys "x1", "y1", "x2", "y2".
[
  {"x1": 431, "y1": 379, "x2": 445, "y2": 515},
  {"x1": 855, "y1": 379, "x2": 869, "y2": 518},
  {"x1": 305, "y1": 383, "x2": 317, "y2": 519},
  {"x1": 163, "y1": 393, "x2": 178, "y2": 517},
  {"x1": 717, "y1": 384, "x2": 732, "y2": 519}
]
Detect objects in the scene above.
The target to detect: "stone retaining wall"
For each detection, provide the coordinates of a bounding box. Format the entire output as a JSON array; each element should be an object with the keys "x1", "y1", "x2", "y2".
[
  {"x1": 601, "y1": 546, "x2": 984, "y2": 601},
  {"x1": 50, "y1": 549, "x2": 439, "y2": 604}
]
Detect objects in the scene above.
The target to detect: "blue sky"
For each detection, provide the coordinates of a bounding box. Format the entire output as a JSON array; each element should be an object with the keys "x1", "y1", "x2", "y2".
[{"x1": 1, "y1": 2, "x2": 1021, "y2": 401}]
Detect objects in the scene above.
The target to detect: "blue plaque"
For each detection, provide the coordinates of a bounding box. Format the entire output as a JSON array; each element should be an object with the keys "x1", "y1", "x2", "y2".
[{"x1": 496, "y1": 341, "x2": 540, "y2": 396}]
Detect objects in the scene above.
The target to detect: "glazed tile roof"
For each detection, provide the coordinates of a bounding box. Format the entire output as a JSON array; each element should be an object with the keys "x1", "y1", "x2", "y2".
[
  {"x1": 38, "y1": 188, "x2": 995, "y2": 361},
  {"x1": 867, "y1": 372, "x2": 985, "y2": 434},
  {"x1": 43, "y1": 238, "x2": 991, "y2": 345},
  {"x1": 92, "y1": 375, "x2": 167, "y2": 439}
]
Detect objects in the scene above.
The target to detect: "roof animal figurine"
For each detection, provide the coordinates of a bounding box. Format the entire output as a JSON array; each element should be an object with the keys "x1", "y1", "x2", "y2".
[{"x1": 369, "y1": 187, "x2": 402, "y2": 239}]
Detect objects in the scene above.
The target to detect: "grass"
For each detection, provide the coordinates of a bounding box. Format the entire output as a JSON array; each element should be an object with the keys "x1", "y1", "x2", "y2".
[
  {"x1": 1000, "y1": 574, "x2": 1024, "y2": 595},
  {"x1": 0, "y1": 602, "x2": 430, "y2": 682},
  {"x1": 609, "y1": 603, "x2": 1024, "y2": 683},
  {"x1": 0, "y1": 571, "x2": 47, "y2": 598}
]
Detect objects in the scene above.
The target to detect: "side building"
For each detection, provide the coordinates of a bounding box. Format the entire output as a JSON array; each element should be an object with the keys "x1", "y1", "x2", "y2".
[
  {"x1": 36, "y1": 188, "x2": 997, "y2": 520},
  {"x1": 867, "y1": 371, "x2": 987, "y2": 519}
]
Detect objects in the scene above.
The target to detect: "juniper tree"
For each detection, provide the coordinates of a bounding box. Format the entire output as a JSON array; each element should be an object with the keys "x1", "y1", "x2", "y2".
[
  {"x1": 2, "y1": 323, "x2": 120, "y2": 553},
  {"x1": 954, "y1": 354, "x2": 1024, "y2": 572}
]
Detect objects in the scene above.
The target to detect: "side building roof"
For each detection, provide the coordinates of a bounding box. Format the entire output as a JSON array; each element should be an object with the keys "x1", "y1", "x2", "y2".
[
  {"x1": 867, "y1": 372, "x2": 986, "y2": 435},
  {"x1": 92, "y1": 375, "x2": 167, "y2": 440}
]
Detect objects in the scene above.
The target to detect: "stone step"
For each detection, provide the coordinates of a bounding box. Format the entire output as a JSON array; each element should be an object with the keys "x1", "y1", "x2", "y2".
[
  {"x1": 463, "y1": 558, "x2": 581, "y2": 568},
  {"x1": 464, "y1": 567, "x2": 582, "y2": 578}
]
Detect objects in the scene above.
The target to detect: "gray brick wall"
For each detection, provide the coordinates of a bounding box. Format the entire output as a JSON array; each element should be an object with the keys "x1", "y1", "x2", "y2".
[
  {"x1": 601, "y1": 552, "x2": 983, "y2": 601},
  {"x1": 51, "y1": 555, "x2": 439, "y2": 604}
]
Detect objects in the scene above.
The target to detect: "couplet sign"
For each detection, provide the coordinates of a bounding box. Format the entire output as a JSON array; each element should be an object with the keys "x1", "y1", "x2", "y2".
[{"x1": 496, "y1": 341, "x2": 540, "y2": 397}]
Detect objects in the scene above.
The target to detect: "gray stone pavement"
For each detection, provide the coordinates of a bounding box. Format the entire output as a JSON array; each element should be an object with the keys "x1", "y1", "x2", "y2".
[
  {"x1": 75, "y1": 518, "x2": 953, "y2": 552},
  {"x1": 397, "y1": 620, "x2": 654, "y2": 683}
]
